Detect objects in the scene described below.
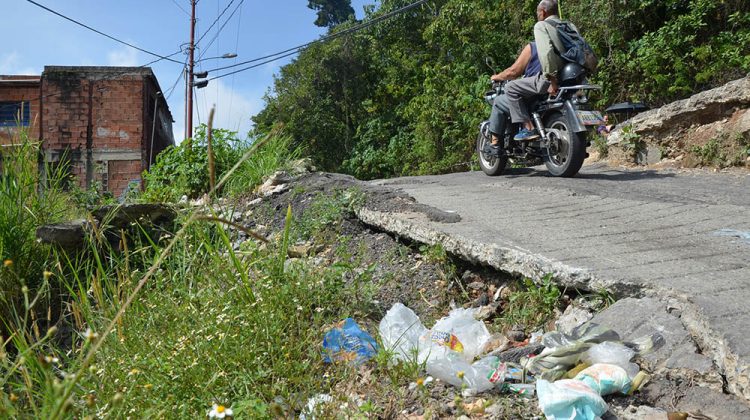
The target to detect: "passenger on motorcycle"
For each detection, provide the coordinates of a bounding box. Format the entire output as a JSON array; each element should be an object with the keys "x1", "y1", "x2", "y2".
[{"x1": 505, "y1": 0, "x2": 574, "y2": 141}]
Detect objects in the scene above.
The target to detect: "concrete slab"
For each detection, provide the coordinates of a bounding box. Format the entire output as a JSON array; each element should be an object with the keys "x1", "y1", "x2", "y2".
[
  {"x1": 359, "y1": 164, "x2": 750, "y2": 401},
  {"x1": 591, "y1": 297, "x2": 721, "y2": 389}
]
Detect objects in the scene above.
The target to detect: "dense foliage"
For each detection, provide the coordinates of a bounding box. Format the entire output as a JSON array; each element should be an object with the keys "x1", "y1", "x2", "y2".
[
  {"x1": 254, "y1": 0, "x2": 750, "y2": 179},
  {"x1": 142, "y1": 125, "x2": 299, "y2": 201}
]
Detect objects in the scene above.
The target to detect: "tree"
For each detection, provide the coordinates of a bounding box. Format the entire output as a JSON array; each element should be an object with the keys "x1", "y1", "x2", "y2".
[
  {"x1": 307, "y1": 0, "x2": 355, "y2": 28},
  {"x1": 256, "y1": 0, "x2": 750, "y2": 179}
]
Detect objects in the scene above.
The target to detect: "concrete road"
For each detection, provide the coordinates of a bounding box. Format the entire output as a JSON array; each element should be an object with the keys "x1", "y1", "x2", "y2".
[{"x1": 361, "y1": 163, "x2": 750, "y2": 399}]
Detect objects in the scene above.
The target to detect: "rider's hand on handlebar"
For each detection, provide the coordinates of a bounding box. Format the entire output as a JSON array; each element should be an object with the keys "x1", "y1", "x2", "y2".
[{"x1": 491, "y1": 74, "x2": 504, "y2": 82}]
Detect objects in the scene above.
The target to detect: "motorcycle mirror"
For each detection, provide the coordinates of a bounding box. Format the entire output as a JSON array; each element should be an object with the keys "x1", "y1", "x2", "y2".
[{"x1": 485, "y1": 57, "x2": 496, "y2": 72}]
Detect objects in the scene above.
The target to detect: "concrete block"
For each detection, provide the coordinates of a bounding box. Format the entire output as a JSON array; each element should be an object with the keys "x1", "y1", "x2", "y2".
[{"x1": 591, "y1": 297, "x2": 722, "y2": 389}]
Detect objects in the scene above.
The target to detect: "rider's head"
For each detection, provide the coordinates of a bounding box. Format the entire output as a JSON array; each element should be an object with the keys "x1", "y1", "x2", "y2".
[{"x1": 536, "y1": 0, "x2": 558, "y2": 21}]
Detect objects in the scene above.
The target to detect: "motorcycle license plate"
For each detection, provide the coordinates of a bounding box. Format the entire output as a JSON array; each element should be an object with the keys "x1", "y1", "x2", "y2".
[{"x1": 576, "y1": 110, "x2": 605, "y2": 126}]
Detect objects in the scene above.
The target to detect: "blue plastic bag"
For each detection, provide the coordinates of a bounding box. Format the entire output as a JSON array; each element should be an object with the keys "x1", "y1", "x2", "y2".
[{"x1": 322, "y1": 318, "x2": 378, "y2": 364}]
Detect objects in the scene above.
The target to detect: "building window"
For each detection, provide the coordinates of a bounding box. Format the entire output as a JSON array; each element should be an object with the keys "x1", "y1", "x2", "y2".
[{"x1": 0, "y1": 101, "x2": 31, "y2": 127}]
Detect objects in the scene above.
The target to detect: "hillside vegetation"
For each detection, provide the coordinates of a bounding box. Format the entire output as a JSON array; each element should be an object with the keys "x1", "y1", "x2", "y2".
[{"x1": 254, "y1": 0, "x2": 750, "y2": 178}]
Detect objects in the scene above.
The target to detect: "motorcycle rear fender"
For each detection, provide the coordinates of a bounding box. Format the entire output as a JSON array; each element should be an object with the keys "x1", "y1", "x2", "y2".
[{"x1": 563, "y1": 100, "x2": 587, "y2": 133}]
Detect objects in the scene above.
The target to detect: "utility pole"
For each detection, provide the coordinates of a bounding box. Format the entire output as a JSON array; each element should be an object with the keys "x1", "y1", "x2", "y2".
[{"x1": 186, "y1": 0, "x2": 197, "y2": 150}]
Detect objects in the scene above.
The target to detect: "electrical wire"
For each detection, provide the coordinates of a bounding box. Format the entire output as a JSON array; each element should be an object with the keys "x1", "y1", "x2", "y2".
[
  {"x1": 195, "y1": 0, "x2": 236, "y2": 48},
  {"x1": 165, "y1": 61, "x2": 189, "y2": 101},
  {"x1": 169, "y1": 0, "x2": 191, "y2": 17},
  {"x1": 204, "y1": 0, "x2": 430, "y2": 80},
  {"x1": 227, "y1": 0, "x2": 243, "y2": 123},
  {"x1": 0, "y1": 53, "x2": 185, "y2": 112},
  {"x1": 198, "y1": 0, "x2": 245, "y2": 60},
  {"x1": 24, "y1": 0, "x2": 184, "y2": 65}
]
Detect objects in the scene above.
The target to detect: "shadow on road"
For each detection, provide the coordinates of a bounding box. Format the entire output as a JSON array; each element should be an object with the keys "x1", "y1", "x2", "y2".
[{"x1": 501, "y1": 166, "x2": 677, "y2": 181}]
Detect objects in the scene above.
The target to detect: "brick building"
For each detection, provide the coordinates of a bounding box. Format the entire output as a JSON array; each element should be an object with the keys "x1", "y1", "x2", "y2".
[{"x1": 0, "y1": 66, "x2": 174, "y2": 196}]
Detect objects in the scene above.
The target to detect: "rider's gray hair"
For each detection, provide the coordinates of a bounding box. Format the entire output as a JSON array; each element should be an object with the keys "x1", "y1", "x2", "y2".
[{"x1": 538, "y1": 0, "x2": 558, "y2": 15}]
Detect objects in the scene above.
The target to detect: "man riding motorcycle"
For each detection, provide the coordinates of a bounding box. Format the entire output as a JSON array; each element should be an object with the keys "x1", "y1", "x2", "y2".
[
  {"x1": 505, "y1": 0, "x2": 569, "y2": 142},
  {"x1": 486, "y1": 42, "x2": 542, "y2": 155},
  {"x1": 477, "y1": 0, "x2": 604, "y2": 177}
]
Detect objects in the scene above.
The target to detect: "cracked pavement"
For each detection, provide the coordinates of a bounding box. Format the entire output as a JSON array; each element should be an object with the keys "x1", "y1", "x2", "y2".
[{"x1": 358, "y1": 163, "x2": 750, "y2": 401}]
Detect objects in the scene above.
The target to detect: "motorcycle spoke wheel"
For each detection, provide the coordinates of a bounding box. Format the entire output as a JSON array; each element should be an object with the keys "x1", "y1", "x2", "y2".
[
  {"x1": 543, "y1": 115, "x2": 587, "y2": 177},
  {"x1": 477, "y1": 123, "x2": 507, "y2": 176}
]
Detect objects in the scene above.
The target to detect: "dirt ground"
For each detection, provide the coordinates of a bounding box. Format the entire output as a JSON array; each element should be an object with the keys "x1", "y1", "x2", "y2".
[{"x1": 221, "y1": 171, "x2": 672, "y2": 419}]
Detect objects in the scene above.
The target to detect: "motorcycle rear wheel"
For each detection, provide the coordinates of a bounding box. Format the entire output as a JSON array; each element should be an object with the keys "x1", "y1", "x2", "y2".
[
  {"x1": 477, "y1": 126, "x2": 508, "y2": 176},
  {"x1": 543, "y1": 114, "x2": 587, "y2": 177}
]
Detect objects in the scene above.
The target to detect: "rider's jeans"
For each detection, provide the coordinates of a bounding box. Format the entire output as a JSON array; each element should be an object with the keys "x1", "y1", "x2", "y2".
[{"x1": 489, "y1": 93, "x2": 510, "y2": 137}]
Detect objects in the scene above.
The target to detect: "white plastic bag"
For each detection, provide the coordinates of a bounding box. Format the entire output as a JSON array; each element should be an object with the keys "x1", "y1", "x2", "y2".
[
  {"x1": 430, "y1": 307, "x2": 491, "y2": 361},
  {"x1": 378, "y1": 303, "x2": 428, "y2": 362},
  {"x1": 426, "y1": 355, "x2": 505, "y2": 393},
  {"x1": 537, "y1": 379, "x2": 608, "y2": 420},
  {"x1": 583, "y1": 342, "x2": 639, "y2": 379}
]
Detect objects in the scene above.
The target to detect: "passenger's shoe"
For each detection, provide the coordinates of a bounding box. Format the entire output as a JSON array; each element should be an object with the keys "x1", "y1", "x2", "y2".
[{"x1": 514, "y1": 128, "x2": 540, "y2": 141}]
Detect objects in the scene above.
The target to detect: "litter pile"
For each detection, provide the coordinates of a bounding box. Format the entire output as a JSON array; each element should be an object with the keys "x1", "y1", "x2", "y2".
[{"x1": 377, "y1": 302, "x2": 664, "y2": 419}]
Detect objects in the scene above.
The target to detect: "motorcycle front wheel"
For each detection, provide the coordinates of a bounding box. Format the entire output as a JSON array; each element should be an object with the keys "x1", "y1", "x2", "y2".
[
  {"x1": 477, "y1": 125, "x2": 507, "y2": 176},
  {"x1": 543, "y1": 113, "x2": 587, "y2": 177}
]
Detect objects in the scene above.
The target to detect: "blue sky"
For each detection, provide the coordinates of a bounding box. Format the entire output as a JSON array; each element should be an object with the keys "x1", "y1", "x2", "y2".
[{"x1": 3, "y1": 0, "x2": 373, "y2": 141}]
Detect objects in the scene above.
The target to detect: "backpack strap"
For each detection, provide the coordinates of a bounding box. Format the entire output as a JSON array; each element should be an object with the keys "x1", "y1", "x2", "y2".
[{"x1": 543, "y1": 20, "x2": 563, "y2": 56}]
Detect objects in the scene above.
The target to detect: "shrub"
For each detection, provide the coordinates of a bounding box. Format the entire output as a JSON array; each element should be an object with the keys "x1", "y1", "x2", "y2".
[{"x1": 143, "y1": 126, "x2": 300, "y2": 201}]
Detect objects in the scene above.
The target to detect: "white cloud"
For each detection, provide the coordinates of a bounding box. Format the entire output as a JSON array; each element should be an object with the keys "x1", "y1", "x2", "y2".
[
  {"x1": 0, "y1": 52, "x2": 39, "y2": 75},
  {"x1": 107, "y1": 47, "x2": 140, "y2": 67},
  {"x1": 168, "y1": 79, "x2": 264, "y2": 144}
]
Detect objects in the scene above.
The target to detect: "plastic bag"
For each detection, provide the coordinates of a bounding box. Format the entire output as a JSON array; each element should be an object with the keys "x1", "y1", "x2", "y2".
[
  {"x1": 526, "y1": 323, "x2": 621, "y2": 380},
  {"x1": 430, "y1": 307, "x2": 491, "y2": 361},
  {"x1": 526, "y1": 323, "x2": 663, "y2": 381},
  {"x1": 380, "y1": 303, "x2": 497, "y2": 394},
  {"x1": 427, "y1": 355, "x2": 506, "y2": 393},
  {"x1": 574, "y1": 363, "x2": 632, "y2": 396},
  {"x1": 584, "y1": 342, "x2": 639, "y2": 379},
  {"x1": 322, "y1": 318, "x2": 378, "y2": 364},
  {"x1": 537, "y1": 379, "x2": 608, "y2": 420},
  {"x1": 379, "y1": 303, "x2": 429, "y2": 362}
]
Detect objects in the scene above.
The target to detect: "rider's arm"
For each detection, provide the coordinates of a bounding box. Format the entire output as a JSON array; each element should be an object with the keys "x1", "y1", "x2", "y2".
[{"x1": 491, "y1": 44, "x2": 532, "y2": 81}]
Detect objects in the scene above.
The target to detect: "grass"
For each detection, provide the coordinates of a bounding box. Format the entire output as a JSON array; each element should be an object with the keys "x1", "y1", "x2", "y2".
[
  {"x1": 0, "y1": 133, "x2": 75, "y2": 332},
  {"x1": 0, "y1": 130, "x2": 548, "y2": 418},
  {"x1": 690, "y1": 132, "x2": 750, "y2": 167},
  {"x1": 592, "y1": 133, "x2": 609, "y2": 158},
  {"x1": 496, "y1": 274, "x2": 562, "y2": 334},
  {"x1": 224, "y1": 133, "x2": 302, "y2": 197},
  {"x1": 0, "y1": 137, "x2": 387, "y2": 418}
]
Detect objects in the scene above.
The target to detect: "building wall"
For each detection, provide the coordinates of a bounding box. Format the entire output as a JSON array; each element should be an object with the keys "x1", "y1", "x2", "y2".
[
  {"x1": 0, "y1": 68, "x2": 174, "y2": 198},
  {"x1": 0, "y1": 78, "x2": 42, "y2": 145},
  {"x1": 41, "y1": 68, "x2": 172, "y2": 197}
]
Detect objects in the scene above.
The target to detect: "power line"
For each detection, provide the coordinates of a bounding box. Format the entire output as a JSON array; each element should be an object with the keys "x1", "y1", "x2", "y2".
[
  {"x1": 165, "y1": 61, "x2": 189, "y2": 101},
  {"x1": 206, "y1": 50, "x2": 300, "y2": 82},
  {"x1": 195, "y1": 0, "x2": 236, "y2": 48},
  {"x1": 204, "y1": 0, "x2": 430, "y2": 80},
  {"x1": 198, "y1": 0, "x2": 245, "y2": 60},
  {"x1": 25, "y1": 0, "x2": 184, "y2": 65},
  {"x1": 0, "y1": 55, "x2": 185, "y2": 112},
  {"x1": 168, "y1": 0, "x2": 191, "y2": 17},
  {"x1": 227, "y1": 0, "x2": 243, "y2": 122}
]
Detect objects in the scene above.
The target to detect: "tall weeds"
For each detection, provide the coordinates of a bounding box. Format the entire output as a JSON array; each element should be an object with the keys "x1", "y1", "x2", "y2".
[
  {"x1": 0, "y1": 132, "x2": 72, "y2": 327},
  {"x1": 1, "y1": 131, "x2": 349, "y2": 418}
]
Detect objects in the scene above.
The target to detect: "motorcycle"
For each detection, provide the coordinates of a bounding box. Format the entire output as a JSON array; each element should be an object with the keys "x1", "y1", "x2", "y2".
[{"x1": 477, "y1": 61, "x2": 604, "y2": 177}]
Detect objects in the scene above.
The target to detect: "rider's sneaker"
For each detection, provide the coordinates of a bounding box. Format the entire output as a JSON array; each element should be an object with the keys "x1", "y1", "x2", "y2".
[{"x1": 514, "y1": 128, "x2": 540, "y2": 141}]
